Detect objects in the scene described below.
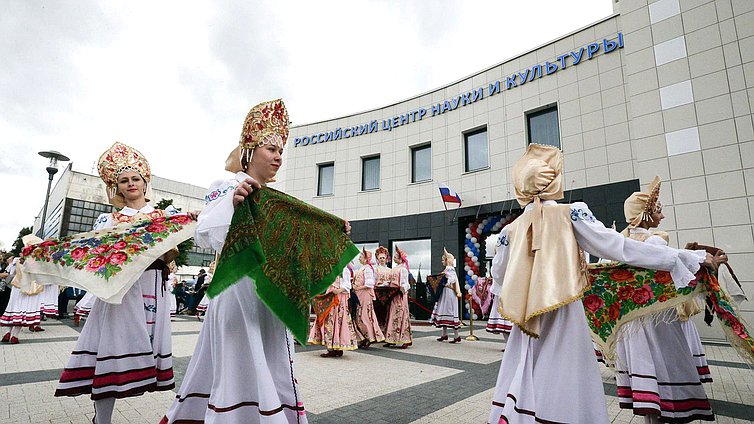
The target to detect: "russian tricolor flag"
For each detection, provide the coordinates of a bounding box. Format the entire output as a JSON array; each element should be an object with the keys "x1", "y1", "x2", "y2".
[{"x1": 439, "y1": 183, "x2": 462, "y2": 205}]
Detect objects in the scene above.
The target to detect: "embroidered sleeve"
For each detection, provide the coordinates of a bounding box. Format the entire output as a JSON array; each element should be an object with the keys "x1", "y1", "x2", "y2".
[
  {"x1": 205, "y1": 184, "x2": 238, "y2": 204},
  {"x1": 490, "y1": 227, "x2": 510, "y2": 297},
  {"x1": 570, "y1": 204, "x2": 597, "y2": 223},
  {"x1": 497, "y1": 233, "x2": 509, "y2": 247},
  {"x1": 163, "y1": 205, "x2": 181, "y2": 216},
  {"x1": 93, "y1": 213, "x2": 113, "y2": 231}
]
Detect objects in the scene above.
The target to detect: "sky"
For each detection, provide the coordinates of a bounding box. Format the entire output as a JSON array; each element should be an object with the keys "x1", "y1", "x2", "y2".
[{"x1": 0, "y1": 0, "x2": 614, "y2": 249}]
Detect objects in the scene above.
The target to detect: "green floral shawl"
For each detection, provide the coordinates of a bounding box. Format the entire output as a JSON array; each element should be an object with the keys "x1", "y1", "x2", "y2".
[{"x1": 209, "y1": 187, "x2": 359, "y2": 344}]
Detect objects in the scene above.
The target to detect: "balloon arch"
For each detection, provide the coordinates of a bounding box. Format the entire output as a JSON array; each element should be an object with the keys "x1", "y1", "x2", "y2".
[{"x1": 461, "y1": 212, "x2": 519, "y2": 319}]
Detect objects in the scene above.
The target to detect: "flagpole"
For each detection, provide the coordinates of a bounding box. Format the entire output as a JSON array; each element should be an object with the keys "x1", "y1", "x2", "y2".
[{"x1": 465, "y1": 293, "x2": 479, "y2": 341}]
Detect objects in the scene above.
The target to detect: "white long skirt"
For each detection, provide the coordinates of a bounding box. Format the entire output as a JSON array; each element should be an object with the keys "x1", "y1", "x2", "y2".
[
  {"x1": 680, "y1": 319, "x2": 712, "y2": 383},
  {"x1": 616, "y1": 312, "x2": 714, "y2": 422},
  {"x1": 55, "y1": 270, "x2": 174, "y2": 399},
  {"x1": 0, "y1": 287, "x2": 42, "y2": 327},
  {"x1": 163, "y1": 277, "x2": 308, "y2": 424},
  {"x1": 486, "y1": 295, "x2": 513, "y2": 335},
  {"x1": 487, "y1": 301, "x2": 609, "y2": 424},
  {"x1": 196, "y1": 294, "x2": 209, "y2": 314},
  {"x1": 430, "y1": 286, "x2": 460, "y2": 329},
  {"x1": 169, "y1": 292, "x2": 178, "y2": 317},
  {"x1": 74, "y1": 292, "x2": 97, "y2": 318},
  {"x1": 40, "y1": 284, "x2": 59, "y2": 317}
]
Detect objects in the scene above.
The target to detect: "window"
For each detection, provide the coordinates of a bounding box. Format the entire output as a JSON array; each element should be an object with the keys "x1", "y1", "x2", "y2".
[
  {"x1": 527, "y1": 105, "x2": 560, "y2": 148},
  {"x1": 317, "y1": 163, "x2": 334, "y2": 196},
  {"x1": 464, "y1": 127, "x2": 489, "y2": 172},
  {"x1": 411, "y1": 144, "x2": 432, "y2": 183},
  {"x1": 362, "y1": 155, "x2": 380, "y2": 191}
]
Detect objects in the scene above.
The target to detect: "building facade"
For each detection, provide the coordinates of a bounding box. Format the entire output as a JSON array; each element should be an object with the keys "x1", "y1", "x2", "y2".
[
  {"x1": 279, "y1": 0, "x2": 754, "y2": 340},
  {"x1": 32, "y1": 164, "x2": 214, "y2": 272}
]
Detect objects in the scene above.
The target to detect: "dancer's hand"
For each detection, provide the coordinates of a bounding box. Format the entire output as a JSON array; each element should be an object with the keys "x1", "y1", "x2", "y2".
[
  {"x1": 233, "y1": 178, "x2": 262, "y2": 207},
  {"x1": 344, "y1": 220, "x2": 351, "y2": 235},
  {"x1": 187, "y1": 210, "x2": 201, "y2": 220},
  {"x1": 702, "y1": 252, "x2": 715, "y2": 269}
]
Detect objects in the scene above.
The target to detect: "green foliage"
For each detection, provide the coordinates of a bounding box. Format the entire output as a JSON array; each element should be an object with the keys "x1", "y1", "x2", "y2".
[
  {"x1": 156, "y1": 198, "x2": 192, "y2": 267},
  {"x1": 11, "y1": 226, "x2": 33, "y2": 256}
]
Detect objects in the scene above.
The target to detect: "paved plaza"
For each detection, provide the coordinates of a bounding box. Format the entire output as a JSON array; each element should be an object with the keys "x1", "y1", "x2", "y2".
[{"x1": 1, "y1": 316, "x2": 752, "y2": 423}]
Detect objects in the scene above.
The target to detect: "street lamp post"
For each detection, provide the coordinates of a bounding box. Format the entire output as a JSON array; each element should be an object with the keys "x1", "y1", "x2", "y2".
[{"x1": 37, "y1": 150, "x2": 70, "y2": 239}]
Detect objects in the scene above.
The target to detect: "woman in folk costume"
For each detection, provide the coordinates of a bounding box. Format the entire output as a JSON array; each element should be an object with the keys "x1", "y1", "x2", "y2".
[
  {"x1": 615, "y1": 177, "x2": 715, "y2": 422},
  {"x1": 431, "y1": 248, "x2": 462, "y2": 343},
  {"x1": 352, "y1": 248, "x2": 385, "y2": 348},
  {"x1": 1, "y1": 239, "x2": 45, "y2": 344},
  {"x1": 167, "y1": 261, "x2": 179, "y2": 318},
  {"x1": 73, "y1": 291, "x2": 96, "y2": 326},
  {"x1": 384, "y1": 246, "x2": 413, "y2": 348},
  {"x1": 307, "y1": 264, "x2": 360, "y2": 356},
  {"x1": 374, "y1": 246, "x2": 392, "y2": 288},
  {"x1": 487, "y1": 144, "x2": 713, "y2": 424},
  {"x1": 38, "y1": 282, "x2": 59, "y2": 323},
  {"x1": 195, "y1": 260, "x2": 214, "y2": 319},
  {"x1": 164, "y1": 99, "x2": 349, "y2": 423},
  {"x1": 55, "y1": 142, "x2": 179, "y2": 424}
]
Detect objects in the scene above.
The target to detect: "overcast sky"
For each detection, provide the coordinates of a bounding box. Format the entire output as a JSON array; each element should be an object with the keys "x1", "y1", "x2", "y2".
[{"x1": 0, "y1": 0, "x2": 613, "y2": 249}]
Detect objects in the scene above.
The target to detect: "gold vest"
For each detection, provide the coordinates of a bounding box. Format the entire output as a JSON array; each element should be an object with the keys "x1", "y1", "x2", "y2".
[{"x1": 499, "y1": 204, "x2": 587, "y2": 337}]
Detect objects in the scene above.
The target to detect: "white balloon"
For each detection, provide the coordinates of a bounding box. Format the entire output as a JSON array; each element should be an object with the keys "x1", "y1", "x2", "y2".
[
  {"x1": 482, "y1": 219, "x2": 489, "y2": 225},
  {"x1": 464, "y1": 284, "x2": 471, "y2": 290},
  {"x1": 474, "y1": 242, "x2": 481, "y2": 248},
  {"x1": 473, "y1": 314, "x2": 479, "y2": 320},
  {"x1": 464, "y1": 246, "x2": 470, "y2": 252},
  {"x1": 465, "y1": 234, "x2": 472, "y2": 239},
  {"x1": 464, "y1": 265, "x2": 470, "y2": 271},
  {"x1": 471, "y1": 275, "x2": 478, "y2": 281},
  {"x1": 465, "y1": 228, "x2": 471, "y2": 234},
  {"x1": 467, "y1": 270, "x2": 473, "y2": 276},
  {"x1": 467, "y1": 251, "x2": 473, "y2": 257},
  {"x1": 472, "y1": 256, "x2": 478, "y2": 262},
  {"x1": 470, "y1": 237, "x2": 477, "y2": 243}
]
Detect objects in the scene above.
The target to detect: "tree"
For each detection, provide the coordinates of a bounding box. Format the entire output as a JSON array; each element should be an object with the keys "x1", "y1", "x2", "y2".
[
  {"x1": 11, "y1": 226, "x2": 33, "y2": 256},
  {"x1": 155, "y1": 198, "x2": 193, "y2": 267}
]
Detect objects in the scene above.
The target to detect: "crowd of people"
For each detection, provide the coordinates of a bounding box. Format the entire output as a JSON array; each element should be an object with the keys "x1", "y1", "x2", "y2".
[{"x1": 1, "y1": 98, "x2": 747, "y2": 424}]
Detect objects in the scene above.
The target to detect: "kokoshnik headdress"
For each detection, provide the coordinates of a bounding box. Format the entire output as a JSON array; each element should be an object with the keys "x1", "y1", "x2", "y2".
[
  {"x1": 442, "y1": 247, "x2": 455, "y2": 267},
  {"x1": 375, "y1": 246, "x2": 390, "y2": 264},
  {"x1": 624, "y1": 176, "x2": 662, "y2": 228},
  {"x1": 97, "y1": 142, "x2": 152, "y2": 208},
  {"x1": 394, "y1": 246, "x2": 409, "y2": 272},
  {"x1": 225, "y1": 99, "x2": 290, "y2": 174}
]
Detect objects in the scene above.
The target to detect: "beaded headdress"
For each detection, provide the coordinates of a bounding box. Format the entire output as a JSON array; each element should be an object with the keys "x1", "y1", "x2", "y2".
[
  {"x1": 225, "y1": 99, "x2": 290, "y2": 173},
  {"x1": 97, "y1": 142, "x2": 152, "y2": 208}
]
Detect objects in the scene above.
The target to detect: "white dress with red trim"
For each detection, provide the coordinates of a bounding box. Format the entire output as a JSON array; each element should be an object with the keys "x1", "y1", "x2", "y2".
[
  {"x1": 163, "y1": 172, "x2": 308, "y2": 424},
  {"x1": 487, "y1": 202, "x2": 708, "y2": 424},
  {"x1": 486, "y1": 293, "x2": 513, "y2": 335},
  {"x1": 167, "y1": 274, "x2": 178, "y2": 317},
  {"x1": 74, "y1": 292, "x2": 96, "y2": 319},
  {"x1": 680, "y1": 319, "x2": 712, "y2": 383},
  {"x1": 39, "y1": 284, "x2": 59, "y2": 317},
  {"x1": 430, "y1": 266, "x2": 461, "y2": 329},
  {"x1": 0, "y1": 260, "x2": 42, "y2": 327},
  {"x1": 55, "y1": 204, "x2": 176, "y2": 400},
  {"x1": 614, "y1": 228, "x2": 713, "y2": 423}
]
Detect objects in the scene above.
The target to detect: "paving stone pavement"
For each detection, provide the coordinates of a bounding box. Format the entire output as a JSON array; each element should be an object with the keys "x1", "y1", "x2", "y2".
[{"x1": 1, "y1": 317, "x2": 752, "y2": 423}]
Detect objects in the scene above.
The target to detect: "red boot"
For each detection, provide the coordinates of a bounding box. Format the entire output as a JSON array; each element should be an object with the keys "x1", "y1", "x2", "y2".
[
  {"x1": 1, "y1": 333, "x2": 10, "y2": 343},
  {"x1": 10, "y1": 336, "x2": 19, "y2": 344}
]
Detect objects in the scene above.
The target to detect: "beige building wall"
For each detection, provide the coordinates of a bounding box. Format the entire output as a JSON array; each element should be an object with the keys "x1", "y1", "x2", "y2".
[{"x1": 283, "y1": 0, "x2": 754, "y2": 340}]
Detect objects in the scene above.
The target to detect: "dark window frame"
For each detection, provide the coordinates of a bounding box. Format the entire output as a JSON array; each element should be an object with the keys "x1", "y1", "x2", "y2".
[
  {"x1": 361, "y1": 155, "x2": 381, "y2": 191},
  {"x1": 463, "y1": 126, "x2": 489, "y2": 172},
  {"x1": 317, "y1": 162, "x2": 335, "y2": 196},
  {"x1": 410, "y1": 143, "x2": 432, "y2": 183},
  {"x1": 526, "y1": 104, "x2": 561, "y2": 148}
]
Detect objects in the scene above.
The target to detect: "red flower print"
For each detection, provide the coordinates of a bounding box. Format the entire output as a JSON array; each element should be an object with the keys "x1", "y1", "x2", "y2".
[
  {"x1": 658, "y1": 295, "x2": 668, "y2": 302},
  {"x1": 113, "y1": 241, "x2": 128, "y2": 250},
  {"x1": 146, "y1": 223, "x2": 167, "y2": 233},
  {"x1": 170, "y1": 214, "x2": 192, "y2": 225},
  {"x1": 617, "y1": 285, "x2": 634, "y2": 301},
  {"x1": 655, "y1": 271, "x2": 672, "y2": 285},
  {"x1": 108, "y1": 252, "x2": 128, "y2": 265},
  {"x1": 151, "y1": 217, "x2": 166, "y2": 224},
  {"x1": 584, "y1": 294, "x2": 605, "y2": 313},
  {"x1": 608, "y1": 302, "x2": 621, "y2": 321},
  {"x1": 631, "y1": 284, "x2": 654, "y2": 305},
  {"x1": 93, "y1": 244, "x2": 111, "y2": 255},
  {"x1": 71, "y1": 247, "x2": 89, "y2": 260},
  {"x1": 41, "y1": 240, "x2": 57, "y2": 247},
  {"x1": 610, "y1": 269, "x2": 635, "y2": 282},
  {"x1": 592, "y1": 317, "x2": 602, "y2": 329},
  {"x1": 22, "y1": 246, "x2": 34, "y2": 257},
  {"x1": 86, "y1": 256, "x2": 107, "y2": 271}
]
